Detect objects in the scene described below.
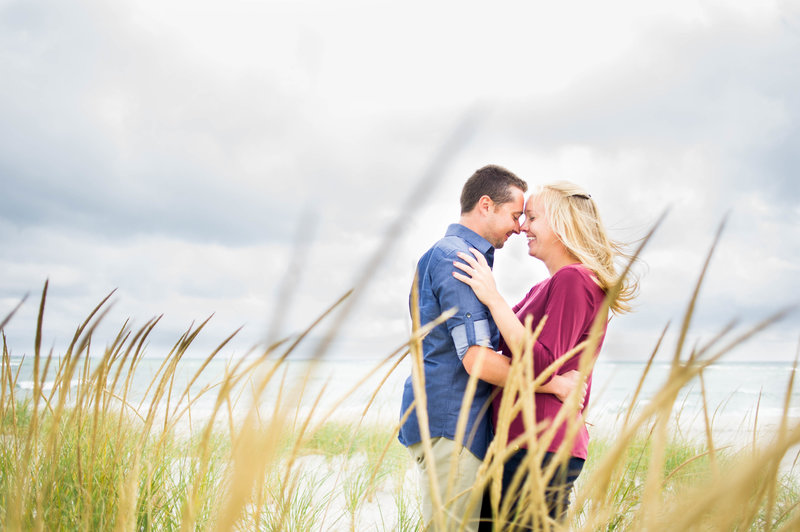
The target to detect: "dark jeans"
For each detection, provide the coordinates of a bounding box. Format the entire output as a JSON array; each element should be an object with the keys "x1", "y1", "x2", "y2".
[{"x1": 479, "y1": 450, "x2": 584, "y2": 531}]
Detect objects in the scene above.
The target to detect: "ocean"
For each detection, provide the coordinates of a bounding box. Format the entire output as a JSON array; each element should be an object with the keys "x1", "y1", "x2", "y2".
[{"x1": 9, "y1": 354, "x2": 799, "y2": 446}]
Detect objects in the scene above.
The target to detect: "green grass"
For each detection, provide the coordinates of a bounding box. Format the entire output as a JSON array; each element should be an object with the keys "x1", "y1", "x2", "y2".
[
  {"x1": 1, "y1": 217, "x2": 799, "y2": 532},
  {"x1": 0, "y1": 398, "x2": 414, "y2": 530},
  {"x1": 1, "y1": 392, "x2": 798, "y2": 530}
]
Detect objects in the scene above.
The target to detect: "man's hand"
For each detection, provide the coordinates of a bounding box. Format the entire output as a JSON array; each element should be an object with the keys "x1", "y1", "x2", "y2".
[{"x1": 546, "y1": 370, "x2": 588, "y2": 409}]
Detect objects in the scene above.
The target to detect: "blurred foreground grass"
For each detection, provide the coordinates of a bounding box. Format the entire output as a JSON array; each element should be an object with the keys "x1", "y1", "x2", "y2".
[
  {"x1": 2, "y1": 388, "x2": 798, "y2": 530},
  {"x1": 1, "y1": 247, "x2": 799, "y2": 530}
]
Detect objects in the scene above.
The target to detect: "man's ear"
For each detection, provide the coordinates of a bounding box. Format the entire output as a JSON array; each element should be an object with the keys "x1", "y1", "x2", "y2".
[{"x1": 476, "y1": 195, "x2": 493, "y2": 216}]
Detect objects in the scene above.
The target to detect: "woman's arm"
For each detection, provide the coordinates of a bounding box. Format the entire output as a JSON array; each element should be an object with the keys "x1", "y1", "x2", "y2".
[
  {"x1": 462, "y1": 347, "x2": 586, "y2": 404},
  {"x1": 453, "y1": 248, "x2": 589, "y2": 403}
]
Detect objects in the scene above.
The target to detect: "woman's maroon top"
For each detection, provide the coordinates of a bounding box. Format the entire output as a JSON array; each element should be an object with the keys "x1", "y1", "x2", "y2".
[{"x1": 493, "y1": 263, "x2": 607, "y2": 459}]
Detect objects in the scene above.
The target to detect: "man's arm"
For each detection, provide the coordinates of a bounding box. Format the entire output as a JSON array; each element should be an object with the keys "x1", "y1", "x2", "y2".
[
  {"x1": 461, "y1": 346, "x2": 586, "y2": 405},
  {"x1": 461, "y1": 345, "x2": 511, "y2": 386}
]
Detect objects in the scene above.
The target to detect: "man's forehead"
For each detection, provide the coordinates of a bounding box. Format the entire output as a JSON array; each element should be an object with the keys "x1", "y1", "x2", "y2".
[
  {"x1": 509, "y1": 188, "x2": 525, "y2": 208},
  {"x1": 508, "y1": 201, "x2": 524, "y2": 214}
]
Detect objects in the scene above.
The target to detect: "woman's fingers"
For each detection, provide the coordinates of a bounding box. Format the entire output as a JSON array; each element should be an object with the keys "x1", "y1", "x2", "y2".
[
  {"x1": 468, "y1": 247, "x2": 487, "y2": 265},
  {"x1": 452, "y1": 271, "x2": 474, "y2": 285},
  {"x1": 452, "y1": 260, "x2": 472, "y2": 273},
  {"x1": 456, "y1": 251, "x2": 479, "y2": 268},
  {"x1": 457, "y1": 250, "x2": 492, "y2": 280},
  {"x1": 454, "y1": 249, "x2": 495, "y2": 297}
]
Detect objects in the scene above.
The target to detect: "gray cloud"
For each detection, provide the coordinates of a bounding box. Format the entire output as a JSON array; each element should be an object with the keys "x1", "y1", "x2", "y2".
[
  {"x1": 500, "y1": 15, "x2": 800, "y2": 205},
  {"x1": 1, "y1": 1, "x2": 313, "y2": 244},
  {"x1": 1, "y1": 1, "x2": 798, "y2": 361}
]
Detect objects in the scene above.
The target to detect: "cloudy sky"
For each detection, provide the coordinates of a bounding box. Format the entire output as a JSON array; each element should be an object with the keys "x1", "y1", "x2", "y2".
[{"x1": 2, "y1": 0, "x2": 799, "y2": 363}]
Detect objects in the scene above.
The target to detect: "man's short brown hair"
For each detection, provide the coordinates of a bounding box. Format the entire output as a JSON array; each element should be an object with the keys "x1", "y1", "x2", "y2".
[{"x1": 460, "y1": 165, "x2": 528, "y2": 214}]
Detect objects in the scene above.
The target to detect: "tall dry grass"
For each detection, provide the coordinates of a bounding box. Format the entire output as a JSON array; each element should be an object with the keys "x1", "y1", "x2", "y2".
[
  {"x1": 0, "y1": 223, "x2": 798, "y2": 531},
  {"x1": 0, "y1": 280, "x2": 419, "y2": 530},
  {"x1": 1, "y1": 124, "x2": 798, "y2": 530},
  {"x1": 0, "y1": 115, "x2": 483, "y2": 531},
  {"x1": 406, "y1": 219, "x2": 799, "y2": 531}
]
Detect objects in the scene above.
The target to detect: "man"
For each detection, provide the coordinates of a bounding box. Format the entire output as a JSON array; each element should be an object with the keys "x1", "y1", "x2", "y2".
[{"x1": 397, "y1": 164, "x2": 527, "y2": 531}]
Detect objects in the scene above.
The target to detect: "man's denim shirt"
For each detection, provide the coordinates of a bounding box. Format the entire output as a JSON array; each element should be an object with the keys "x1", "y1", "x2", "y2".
[{"x1": 398, "y1": 224, "x2": 500, "y2": 460}]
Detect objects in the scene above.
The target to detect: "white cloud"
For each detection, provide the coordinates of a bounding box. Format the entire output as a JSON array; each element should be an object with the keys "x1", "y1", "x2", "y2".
[{"x1": 1, "y1": 0, "x2": 798, "y2": 362}]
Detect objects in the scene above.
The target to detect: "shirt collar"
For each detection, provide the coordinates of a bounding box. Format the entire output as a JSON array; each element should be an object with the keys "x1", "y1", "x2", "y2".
[{"x1": 445, "y1": 223, "x2": 495, "y2": 267}]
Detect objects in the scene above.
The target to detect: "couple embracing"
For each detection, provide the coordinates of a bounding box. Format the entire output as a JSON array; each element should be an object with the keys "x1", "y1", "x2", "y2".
[{"x1": 399, "y1": 165, "x2": 636, "y2": 531}]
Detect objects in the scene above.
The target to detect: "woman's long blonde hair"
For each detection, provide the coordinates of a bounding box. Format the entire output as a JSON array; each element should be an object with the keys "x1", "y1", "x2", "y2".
[{"x1": 535, "y1": 181, "x2": 638, "y2": 314}]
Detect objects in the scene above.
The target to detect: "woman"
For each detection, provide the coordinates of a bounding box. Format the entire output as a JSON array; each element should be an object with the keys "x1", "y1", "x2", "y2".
[{"x1": 452, "y1": 182, "x2": 637, "y2": 527}]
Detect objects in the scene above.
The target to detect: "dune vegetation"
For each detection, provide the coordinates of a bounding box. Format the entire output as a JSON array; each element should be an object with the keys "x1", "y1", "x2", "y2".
[{"x1": 1, "y1": 222, "x2": 798, "y2": 530}]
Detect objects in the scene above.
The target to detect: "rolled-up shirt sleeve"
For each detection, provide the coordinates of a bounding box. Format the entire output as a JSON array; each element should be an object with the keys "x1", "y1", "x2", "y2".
[{"x1": 451, "y1": 319, "x2": 492, "y2": 360}]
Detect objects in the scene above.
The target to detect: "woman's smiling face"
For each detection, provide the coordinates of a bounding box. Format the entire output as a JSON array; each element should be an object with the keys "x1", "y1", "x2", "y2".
[{"x1": 520, "y1": 195, "x2": 564, "y2": 262}]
